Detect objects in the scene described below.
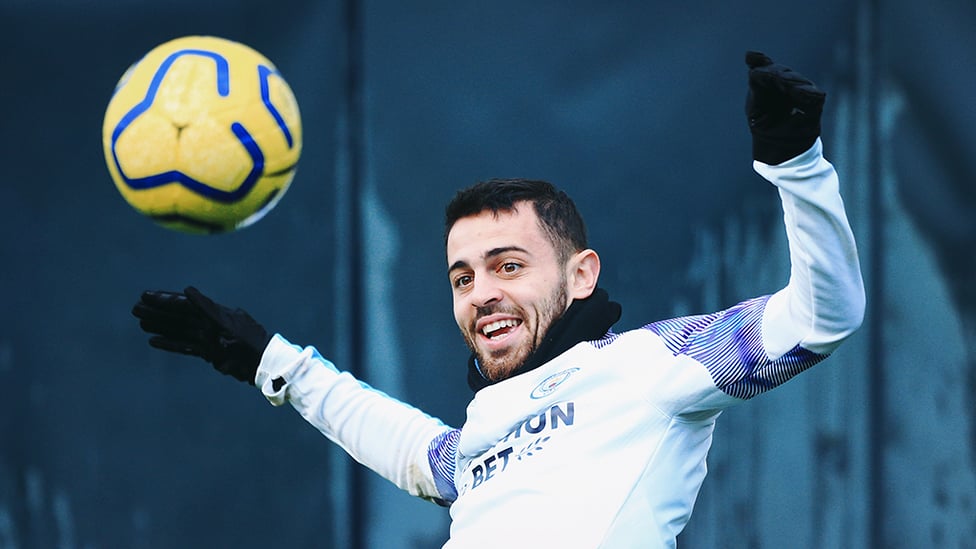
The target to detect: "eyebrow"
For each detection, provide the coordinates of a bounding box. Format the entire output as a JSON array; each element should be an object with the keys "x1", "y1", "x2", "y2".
[{"x1": 448, "y1": 245, "x2": 530, "y2": 273}]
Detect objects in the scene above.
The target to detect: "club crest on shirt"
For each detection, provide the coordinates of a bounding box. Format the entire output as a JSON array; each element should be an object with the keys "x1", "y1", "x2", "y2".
[{"x1": 530, "y1": 367, "x2": 579, "y2": 399}]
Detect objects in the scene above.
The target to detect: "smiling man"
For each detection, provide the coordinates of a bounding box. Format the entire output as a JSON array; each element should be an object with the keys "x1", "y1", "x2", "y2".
[
  {"x1": 133, "y1": 52, "x2": 865, "y2": 547},
  {"x1": 445, "y1": 183, "x2": 601, "y2": 383}
]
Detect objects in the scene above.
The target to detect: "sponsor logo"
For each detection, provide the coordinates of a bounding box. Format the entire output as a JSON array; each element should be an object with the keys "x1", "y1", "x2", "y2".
[
  {"x1": 460, "y1": 401, "x2": 576, "y2": 495},
  {"x1": 530, "y1": 367, "x2": 579, "y2": 399}
]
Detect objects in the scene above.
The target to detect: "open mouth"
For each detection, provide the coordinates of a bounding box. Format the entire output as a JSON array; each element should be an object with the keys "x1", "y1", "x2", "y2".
[{"x1": 481, "y1": 318, "x2": 523, "y2": 340}]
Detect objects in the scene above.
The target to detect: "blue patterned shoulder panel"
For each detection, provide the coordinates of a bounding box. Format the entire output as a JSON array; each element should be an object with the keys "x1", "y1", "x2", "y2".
[
  {"x1": 643, "y1": 296, "x2": 827, "y2": 399},
  {"x1": 427, "y1": 429, "x2": 461, "y2": 506}
]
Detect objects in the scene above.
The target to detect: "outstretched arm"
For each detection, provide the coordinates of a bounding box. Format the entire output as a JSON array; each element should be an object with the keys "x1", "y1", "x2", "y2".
[
  {"x1": 257, "y1": 335, "x2": 456, "y2": 503},
  {"x1": 133, "y1": 288, "x2": 457, "y2": 503}
]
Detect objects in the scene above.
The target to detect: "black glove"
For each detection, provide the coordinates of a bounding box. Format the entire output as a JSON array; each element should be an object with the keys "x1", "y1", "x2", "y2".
[
  {"x1": 745, "y1": 51, "x2": 826, "y2": 165},
  {"x1": 132, "y1": 286, "x2": 271, "y2": 385}
]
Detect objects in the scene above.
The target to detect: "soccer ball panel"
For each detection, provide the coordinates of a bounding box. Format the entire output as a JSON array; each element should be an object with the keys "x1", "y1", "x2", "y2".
[{"x1": 111, "y1": 111, "x2": 178, "y2": 178}]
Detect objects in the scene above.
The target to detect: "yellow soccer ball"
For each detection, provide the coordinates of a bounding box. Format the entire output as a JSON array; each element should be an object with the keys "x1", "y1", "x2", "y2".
[{"x1": 102, "y1": 36, "x2": 302, "y2": 234}]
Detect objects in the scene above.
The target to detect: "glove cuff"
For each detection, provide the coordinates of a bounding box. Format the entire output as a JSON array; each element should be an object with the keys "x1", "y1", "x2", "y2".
[{"x1": 752, "y1": 133, "x2": 819, "y2": 165}]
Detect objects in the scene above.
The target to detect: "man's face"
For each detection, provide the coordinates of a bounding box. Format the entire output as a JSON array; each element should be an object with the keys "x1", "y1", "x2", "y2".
[{"x1": 446, "y1": 204, "x2": 573, "y2": 382}]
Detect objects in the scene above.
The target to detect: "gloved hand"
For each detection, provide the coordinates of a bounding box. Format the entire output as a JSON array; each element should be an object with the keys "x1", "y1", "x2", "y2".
[
  {"x1": 745, "y1": 51, "x2": 826, "y2": 165},
  {"x1": 132, "y1": 286, "x2": 271, "y2": 385}
]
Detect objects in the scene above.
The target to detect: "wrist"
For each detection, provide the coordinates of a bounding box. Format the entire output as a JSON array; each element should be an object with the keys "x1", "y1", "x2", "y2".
[{"x1": 752, "y1": 133, "x2": 819, "y2": 165}]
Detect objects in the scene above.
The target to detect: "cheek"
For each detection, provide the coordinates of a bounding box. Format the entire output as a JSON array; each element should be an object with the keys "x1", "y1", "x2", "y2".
[{"x1": 452, "y1": 302, "x2": 468, "y2": 329}]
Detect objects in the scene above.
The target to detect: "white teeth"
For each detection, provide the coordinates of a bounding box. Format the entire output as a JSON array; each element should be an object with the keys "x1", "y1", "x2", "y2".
[{"x1": 483, "y1": 319, "x2": 520, "y2": 337}]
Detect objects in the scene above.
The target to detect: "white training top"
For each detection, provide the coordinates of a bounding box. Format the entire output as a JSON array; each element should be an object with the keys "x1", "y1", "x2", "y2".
[{"x1": 254, "y1": 140, "x2": 865, "y2": 548}]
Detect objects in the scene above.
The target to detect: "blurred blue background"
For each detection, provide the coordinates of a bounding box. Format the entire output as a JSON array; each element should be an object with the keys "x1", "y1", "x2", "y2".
[{"x1": 2, "y1": 1, "x2": 974, "y2": 547}]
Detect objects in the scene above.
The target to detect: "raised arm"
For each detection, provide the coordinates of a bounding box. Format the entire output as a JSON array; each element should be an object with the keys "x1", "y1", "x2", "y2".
[
  {"x1": 745, "y1": 51, "x2": 865, "y2": 358},
  {"x1": 646, "y1": 53, "x2": 864, "y2": 409},
  {"x1": 757, "y1": 139, "x2": 864, "y2": 358}
]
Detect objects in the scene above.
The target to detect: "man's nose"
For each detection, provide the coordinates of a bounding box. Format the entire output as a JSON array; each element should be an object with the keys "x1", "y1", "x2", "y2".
[{"x1": 470, "y1": 277, "x2": 503, "y2": 308}]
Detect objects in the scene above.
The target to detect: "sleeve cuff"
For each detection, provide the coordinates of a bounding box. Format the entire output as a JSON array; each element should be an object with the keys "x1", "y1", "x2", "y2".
[{"x1": 255, "y1": 334, "x2": 318, "y2": 406}]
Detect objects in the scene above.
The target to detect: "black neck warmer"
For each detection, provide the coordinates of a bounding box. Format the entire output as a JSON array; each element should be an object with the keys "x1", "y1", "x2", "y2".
[{"x1": 466, "y1": 287, "x2": 622, "y2": 393}]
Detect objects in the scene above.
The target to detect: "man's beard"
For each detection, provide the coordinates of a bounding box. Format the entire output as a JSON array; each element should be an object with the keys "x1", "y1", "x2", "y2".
[{"x1": 462, "y1": 279, "x2": 569, "y2": 383}]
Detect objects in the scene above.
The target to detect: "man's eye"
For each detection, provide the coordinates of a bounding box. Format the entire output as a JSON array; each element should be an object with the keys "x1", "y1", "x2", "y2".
[
  {"x1": 500, "y1": 262, "x2": 521, "y2": 274},
  {"x1": 454, "y1": 275, "x2": 473, "y2": 288}
]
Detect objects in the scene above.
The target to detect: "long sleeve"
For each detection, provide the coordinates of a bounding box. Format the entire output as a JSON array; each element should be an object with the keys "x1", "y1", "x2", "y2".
[
  {"x1": 756, "y1": 138, "x2": 865, "y2": 359},
  {"x1": 645, "y1": 138, "x2": 865, "y2": 410},
  {"x1": 254, "y1": 335, "x2": 455, "y2": 502}
]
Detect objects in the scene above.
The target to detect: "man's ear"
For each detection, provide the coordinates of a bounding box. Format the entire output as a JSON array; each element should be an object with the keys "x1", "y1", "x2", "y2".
[{"x1": 567, "y1": 249, "x2": 601, "y2": 300}]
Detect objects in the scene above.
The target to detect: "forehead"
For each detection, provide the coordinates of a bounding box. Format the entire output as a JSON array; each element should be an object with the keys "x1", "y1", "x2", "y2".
[{"x1": 446, "y1": 205, "x2": 553, "y2": 263}]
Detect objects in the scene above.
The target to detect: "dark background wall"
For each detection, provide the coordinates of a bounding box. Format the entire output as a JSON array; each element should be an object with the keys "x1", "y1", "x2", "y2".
[{"x1": 2, "y1": 1, "x2": 974, "y2": 547}]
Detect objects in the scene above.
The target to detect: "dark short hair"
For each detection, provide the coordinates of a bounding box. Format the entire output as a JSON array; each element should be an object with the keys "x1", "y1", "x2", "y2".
[{"x1": 444, "y1": 178, "x2": 588, "y2": 262}]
